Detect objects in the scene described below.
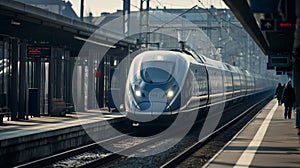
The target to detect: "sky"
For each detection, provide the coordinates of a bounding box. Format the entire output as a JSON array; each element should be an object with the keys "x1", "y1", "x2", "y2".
[{"x1": 68, "y1": 0, "x2": 227, "y2": 16}]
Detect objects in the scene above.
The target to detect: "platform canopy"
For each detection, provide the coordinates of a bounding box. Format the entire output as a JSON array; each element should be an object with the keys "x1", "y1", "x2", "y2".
[{"x1": 223, "y1": 0, "x2": 298, "y2": 72}]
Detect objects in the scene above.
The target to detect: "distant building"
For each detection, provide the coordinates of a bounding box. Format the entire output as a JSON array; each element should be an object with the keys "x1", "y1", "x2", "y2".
[
  {"x1": 15, "y1": 0, "x2": 79, "y2": 19},
  {"x1": 83, "y1": 10, "x2": 124, "y2": 26},
  {"x1": 93, "y1": 6, "x2": 266, "y2": 73}
]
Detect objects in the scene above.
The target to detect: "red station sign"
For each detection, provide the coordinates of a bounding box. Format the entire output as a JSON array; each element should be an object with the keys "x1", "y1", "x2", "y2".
[{"x1": 27, "y1": 46, "x2": 51, "y2": 58}]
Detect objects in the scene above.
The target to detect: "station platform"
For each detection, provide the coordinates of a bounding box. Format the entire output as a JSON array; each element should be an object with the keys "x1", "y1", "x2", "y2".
[
  {"x1": 0, "y1": 109, "x2": 124, "y2": 140},
  {"x1": 0, "y1": 109, "x2": 125, "y2": 167},
  {"x1": 203, "y1": 99, "x2": 300, "y2": 168}
]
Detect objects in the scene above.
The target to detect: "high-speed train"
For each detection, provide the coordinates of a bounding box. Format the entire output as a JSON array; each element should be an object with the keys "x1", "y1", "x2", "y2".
[{"x1": 124, "y1": 49, "x2": 276, "y2": 125}]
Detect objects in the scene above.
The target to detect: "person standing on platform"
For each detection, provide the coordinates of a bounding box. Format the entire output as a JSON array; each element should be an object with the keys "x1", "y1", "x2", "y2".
[
  {"x1": 275, "y1": 83, "x2": 284, "y2": 105},
  {"x1": 281, "y1": 82, "x2": 296, "y2": 119}
]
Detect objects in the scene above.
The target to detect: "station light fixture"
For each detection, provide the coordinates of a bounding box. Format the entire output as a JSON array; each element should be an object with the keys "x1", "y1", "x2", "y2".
[{"x1": 11, "y1": 19, "x2": 21, "y2": 26}]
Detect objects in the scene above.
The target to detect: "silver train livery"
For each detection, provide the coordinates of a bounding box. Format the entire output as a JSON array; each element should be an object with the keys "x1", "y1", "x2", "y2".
[{"x1": 124, "y1": 50, "x2": 275, "y2": 125}]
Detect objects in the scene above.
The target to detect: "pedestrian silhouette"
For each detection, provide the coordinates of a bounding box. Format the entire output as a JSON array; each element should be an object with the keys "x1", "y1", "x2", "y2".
[
  {"x1": 275, "y1": 83, "x2": 284, "y2": 105},
  {"x1": 281, "y1": 82, "x2": 296, "y2": 119}
]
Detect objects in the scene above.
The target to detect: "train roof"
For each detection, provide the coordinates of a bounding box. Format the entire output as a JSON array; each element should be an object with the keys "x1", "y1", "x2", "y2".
[
  {"x1": 169, "y1": 49, "x2": 205, "y2": 63},
  {"x1": 139, "y1": 50, "x2": 255, "y2": 77},
  {"x1": 182, "y1": 50, "x2": 254, "y2": 77}
]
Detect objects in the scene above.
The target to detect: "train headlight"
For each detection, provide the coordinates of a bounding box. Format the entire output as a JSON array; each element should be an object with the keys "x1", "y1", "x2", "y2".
[
  {"x1": 135, "y1": 90, "x2": 142, "y2": 97},
  {"x1": 167, "y1": 90, "x2": 174, "y2": 98}
]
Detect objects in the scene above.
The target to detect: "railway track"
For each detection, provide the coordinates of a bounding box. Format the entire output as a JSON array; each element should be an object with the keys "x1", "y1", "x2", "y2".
[
  {"x1": 15, "y1": 93, "x2": 272, "y2": 168},
  {"x1": 160, "y1": 95, "x2": 272, "y2": 168},
  {"x1": 14, "y1": 133, "x2": 133, "y2": 168},
  {"x1": 14, "y1": 121, "x2": 190, "y2": 168}
]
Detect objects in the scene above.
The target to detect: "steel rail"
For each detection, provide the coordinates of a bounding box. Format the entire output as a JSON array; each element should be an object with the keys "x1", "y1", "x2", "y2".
[
  {"x1": 14, "y1": 132, "x2": 134, "y2": 168},
  {"x1": 160, "y1": 95, "x2": 272, "y2": 168}
]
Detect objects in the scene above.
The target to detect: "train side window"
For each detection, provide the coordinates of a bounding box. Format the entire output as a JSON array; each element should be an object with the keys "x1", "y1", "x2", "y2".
[{"x1": 225, "y1": 71, "x2": 233, "y2": 92}]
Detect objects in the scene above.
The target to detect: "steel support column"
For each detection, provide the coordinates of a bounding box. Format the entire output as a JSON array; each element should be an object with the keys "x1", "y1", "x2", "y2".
[
  {"x1": 55, "y1": 49, "x2": 63, "y2": 98},
  {"x1": 294, "y1": 60, "x2": 300, "y2": 128},
  {"x1": 293, "y1": 1, "x2": 300, "y2": 128},
  {"x1": 34, "y1": 58, "x2": 41, "y2": 117},
  {"x1": 64, "y1": 51, "x2": 73, "y2": 111},
  {"x1": 81, "y1": 60, "x2": 86, "y2": 111},
  {"x1": 10, "y1": 39, "x2": 18, "y2": 120},
  {"x1": 48, "y1": 47, "x2": 55, "y2": 116},
  {"x1": 87, "y1": 50, "x2": 94, "y2": 109},
  {"x1": 18, "y1": 41, "x2": 26, "y2": 119},
  {"x1": 123, "y1": 0, "x2": 130, "y2": 35},
  {"x1": 139, "y1": 0, "x2": 150, "y2": 47}
]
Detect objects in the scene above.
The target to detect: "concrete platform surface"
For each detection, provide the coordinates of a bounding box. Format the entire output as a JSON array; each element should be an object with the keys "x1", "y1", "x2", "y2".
[
  {"x1": 203, "y1": 99, "x2": 300, "y2": 168},
  {"x1": 0, "y1": 110, "x2": 124, "y2": 140},
  {"x1": 0, "y1": 109, "x2": 125, "y2": 167}
]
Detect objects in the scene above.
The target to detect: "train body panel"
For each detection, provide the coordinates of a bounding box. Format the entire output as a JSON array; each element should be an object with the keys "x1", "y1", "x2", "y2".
[
  {"x1": 125, "y1": 51, "x2": 190, "y2": 122},
  {"x1": 124, "y1": 50, "x2": 275, "y2": 125}
]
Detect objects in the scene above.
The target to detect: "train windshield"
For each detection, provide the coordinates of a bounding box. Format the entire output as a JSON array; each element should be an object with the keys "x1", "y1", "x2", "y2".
[{"x1": 141, "y1": 61, "x2": 174, "y2": 83}]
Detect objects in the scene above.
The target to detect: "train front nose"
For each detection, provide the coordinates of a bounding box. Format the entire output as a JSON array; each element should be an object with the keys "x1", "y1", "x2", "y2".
[
  {"x1": 125, "y1": 58, "x2": 182, "y2": 124},
  {"x1": 140, "y1": 88, "x2": 167, "y2": 110},
  {"x1": 126, "y1": 74, "x2": 181, "y2": 121},
  {"x1": 127, "y1": 88, "x2": 169, "y2": 122}
]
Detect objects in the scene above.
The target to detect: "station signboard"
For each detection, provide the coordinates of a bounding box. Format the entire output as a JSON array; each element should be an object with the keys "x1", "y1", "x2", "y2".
[
  {"x1": 260, "y1": 19, "x2": 275, "y2": 31},
  {"x1": 276, "y1": 20, "x2": 295, "y2": 31},
  {"x1": 268, "y1": 53, "x2": 292, "y2": 71},
  {"x1": 27, "y1": 46, "x2": 51, "y2": 58},
  {"x1": 260, "y1": 19, "x2": 294, "y2": 32}
]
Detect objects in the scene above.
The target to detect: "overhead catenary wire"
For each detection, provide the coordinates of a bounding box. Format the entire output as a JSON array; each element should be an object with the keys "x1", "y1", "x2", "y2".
[
  {"x1": 155, "y1": 0, "x2": 163, "y2": 7},
  {"x1": 122, "y1": 0, "x2": 244, "y2": 53},
  {"x1": 197, "y1": 0, "x2": 242, "y2": 29},
  {"x1": 197, "y1": 0, "x2": 246, "y2": 52},
  {"x1": 122, "y1": 0, "x2": 202, "y2": 35},
  {"x1": 151, "y1": 5, "x2": 199, "y2": 33}
]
